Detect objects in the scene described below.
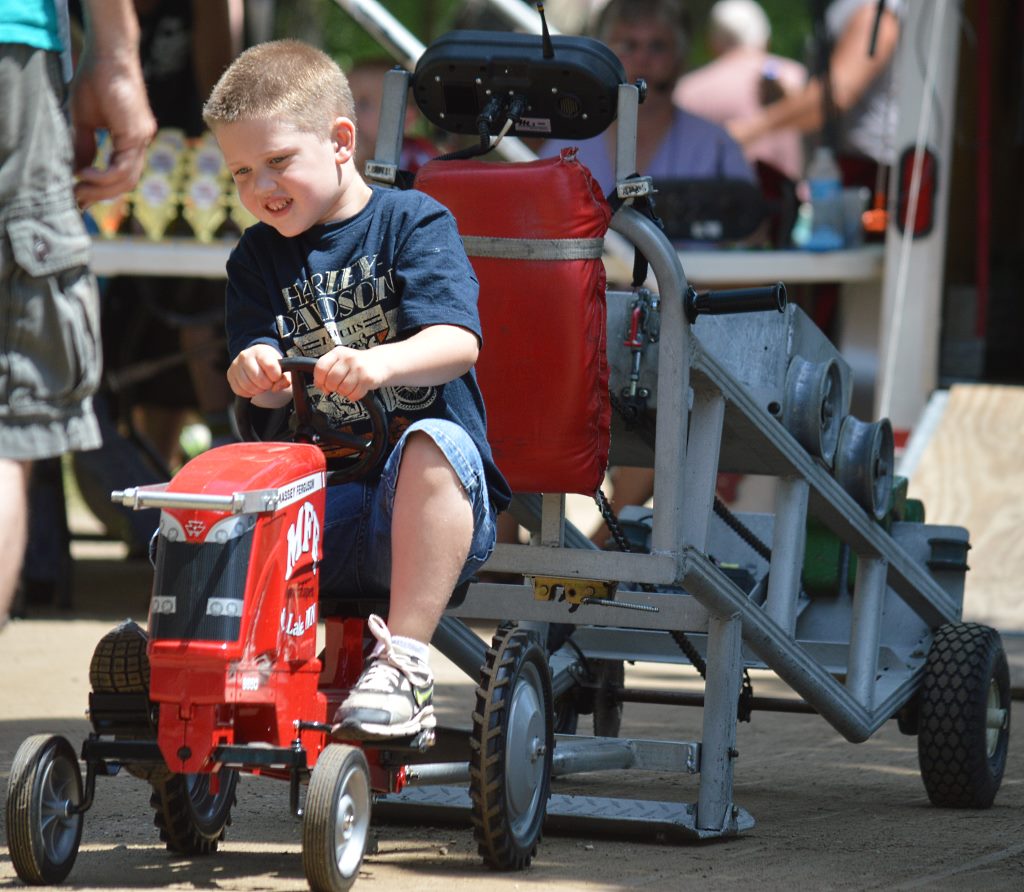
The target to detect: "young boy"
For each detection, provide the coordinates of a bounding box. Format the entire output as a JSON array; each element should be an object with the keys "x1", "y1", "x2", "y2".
[{"x1": 202, "y1": 39, "x2": 510, "y2": 741}]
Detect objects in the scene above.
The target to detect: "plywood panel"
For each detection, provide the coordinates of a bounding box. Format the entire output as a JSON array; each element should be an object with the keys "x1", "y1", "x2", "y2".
[{"x1": 907, "y1": 384, "x2": 1024, "y2": 631}]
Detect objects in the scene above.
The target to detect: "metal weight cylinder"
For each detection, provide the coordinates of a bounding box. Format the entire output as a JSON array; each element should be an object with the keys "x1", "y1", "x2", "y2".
[
  {"x1": 833, "y1": 416, "x2": 895, "y2": 520},
  {"x1": 783, "y1": 356, "x2": 844, "y2": 467}
]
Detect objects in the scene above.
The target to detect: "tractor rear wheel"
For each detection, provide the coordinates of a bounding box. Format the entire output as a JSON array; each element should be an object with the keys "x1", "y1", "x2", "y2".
[{"x1": 470, "y1": 624, "x2": 553, "y2": 870}]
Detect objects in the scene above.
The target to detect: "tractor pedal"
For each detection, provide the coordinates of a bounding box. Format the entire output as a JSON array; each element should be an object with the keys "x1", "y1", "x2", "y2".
[{"x1": 362, "y1": 728, "x2": 436, "y2": 755}]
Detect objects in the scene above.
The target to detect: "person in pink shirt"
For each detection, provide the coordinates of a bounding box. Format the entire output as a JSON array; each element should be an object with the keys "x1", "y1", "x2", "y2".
[
  {"x1": 726, "y1": 0, "x2": 903, "y2": 178},
  {"x1": 675, "y1": 0, "x2": 807, "y2": 182}
]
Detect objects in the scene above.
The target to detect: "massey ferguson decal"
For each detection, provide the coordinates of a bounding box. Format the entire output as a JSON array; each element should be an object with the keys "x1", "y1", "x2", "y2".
[
  {"x1": 184, "y1": 519, "x2": 207, "y2": 539},
  {"x1": 276, "y1": 471, "x2": 325, "y2": 509},
  {"x1": 286, "y1": 500, "x2": 320, "y2": 580}
]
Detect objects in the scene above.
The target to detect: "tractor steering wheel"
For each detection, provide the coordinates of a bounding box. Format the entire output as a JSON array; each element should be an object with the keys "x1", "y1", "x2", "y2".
[{"x1": 232, "y1": 356, "x2": 388, "y2": 484}]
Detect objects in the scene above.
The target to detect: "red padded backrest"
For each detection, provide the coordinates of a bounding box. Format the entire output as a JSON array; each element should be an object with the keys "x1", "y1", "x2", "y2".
[{"x1": 415, "y1": 151, "x2": 611, "y2": 494}]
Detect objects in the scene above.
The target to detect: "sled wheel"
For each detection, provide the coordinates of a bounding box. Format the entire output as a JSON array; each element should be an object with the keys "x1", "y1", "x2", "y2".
[
  {"x1": 784, "y1": 356, "x2": 843, "y2": 467},
  {"x1": 149, "y1": 769, "x2": 239, "y2": 854},
  {"x1": 592, "y1": 660, "x2": 625, "y2": 738},
  {"x1": 6, "y1": 734, "x2": 84, "y2": 885},
  {"x1": 470, "y1": 625, "x2": 553, "y2": 870},
  {"x1": 833, "y1": 416, "x2": 894, "y2": 520},
  {"x1": 553, "y1": 659, "x2": 624, "y2": 738},
  {"x1": 917, "y1": 623, "x2": 1011, "y2": 808},
  {"x1": 552, "y1": 694, "x2": 580, "y2": 735},
  {"x1": 302, "y1": 744, "x2": 371, "y2": 892}
]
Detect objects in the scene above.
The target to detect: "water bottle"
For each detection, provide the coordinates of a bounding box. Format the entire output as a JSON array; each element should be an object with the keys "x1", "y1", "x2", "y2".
[{"x1": 804, "y1": 146, "x2": 845, "y2": 251}]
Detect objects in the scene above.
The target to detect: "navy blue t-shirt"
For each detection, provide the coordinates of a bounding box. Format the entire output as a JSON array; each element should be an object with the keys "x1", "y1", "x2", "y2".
[{"x1": 225, "y1": 186, "x2": 511, "y2": 511}]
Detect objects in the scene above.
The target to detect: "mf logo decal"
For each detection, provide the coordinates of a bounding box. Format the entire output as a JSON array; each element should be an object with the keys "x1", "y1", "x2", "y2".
[
  {"x1": 286, "y1": 501, "x2": 320, "y2": 580},
  {"x1": 185, "y1": 519, "x2": 207, "y2": 539}
]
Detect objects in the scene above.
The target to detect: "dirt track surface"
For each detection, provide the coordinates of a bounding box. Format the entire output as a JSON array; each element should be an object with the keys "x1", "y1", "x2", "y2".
[{"x1": 3, "y1": 555, "x2": 1023, "y2": 892}]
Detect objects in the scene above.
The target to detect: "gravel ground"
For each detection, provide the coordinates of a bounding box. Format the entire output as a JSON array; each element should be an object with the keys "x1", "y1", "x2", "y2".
[{"x1": 2, "y1": 552, "x2": 1022, "y2": 892}]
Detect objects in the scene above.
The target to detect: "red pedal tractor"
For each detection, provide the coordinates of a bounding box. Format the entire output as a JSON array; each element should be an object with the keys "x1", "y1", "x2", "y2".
[{"x1": 5, "y1": 358, "x2": 547, "y2": 891}]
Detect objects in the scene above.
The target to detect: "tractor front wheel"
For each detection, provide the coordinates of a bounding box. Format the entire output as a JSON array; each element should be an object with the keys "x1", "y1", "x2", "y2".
[
  {"x1": 302, "y1": 744, "x2": 372, "y2": 892},
  {"x1": 6, "y1": 734, "x2": 84, "y2": 885}
]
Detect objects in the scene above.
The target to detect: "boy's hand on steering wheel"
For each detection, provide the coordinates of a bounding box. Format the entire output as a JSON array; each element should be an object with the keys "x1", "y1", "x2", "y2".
[
  {"x1": 228, "y1": 345, "x2": 293, "y2": 400},
  {"x1": 315, "y1": 345, "x2": 387, "y2": 403}
]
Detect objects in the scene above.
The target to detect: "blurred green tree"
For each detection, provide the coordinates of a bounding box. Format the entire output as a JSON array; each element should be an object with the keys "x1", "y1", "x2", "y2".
[
  {"x1": 274, "y1": 0, "x2": 461, "y2": 70},
  {"x1": 273, "y1": 0, "x2": 814, "y2": 75}
]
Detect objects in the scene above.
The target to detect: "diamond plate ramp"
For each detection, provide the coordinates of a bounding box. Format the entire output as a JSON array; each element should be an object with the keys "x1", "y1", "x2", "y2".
[{"x1": 373, "y1": 785, "x2": 755, "y2": 840}]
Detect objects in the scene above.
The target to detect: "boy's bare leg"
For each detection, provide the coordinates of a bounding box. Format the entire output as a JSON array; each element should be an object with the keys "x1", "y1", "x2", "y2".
[
  {"x1": 0, "y1": 459, "x2": 31, "y2": 626},
  {"x1": 386, "y1": 431, "x2": 473, "y2": 644},
  {"x1": 332, "y1": 432, "x2": 472, "y2": 740}
]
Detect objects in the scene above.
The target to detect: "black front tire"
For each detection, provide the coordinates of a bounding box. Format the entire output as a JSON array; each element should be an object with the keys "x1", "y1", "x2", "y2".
[
  {"x1": 6, "y1": 734, "x2": 84, "y2": 885},
  {"x1": 470, "y1": 624, "x2": 553, "y2": 870},
  {"x1": 150, "y1": 769, "x2": 239, "y2": 854},
  {"x1": 917, "y1": 622, "x2": 1011, "y2": 808}
]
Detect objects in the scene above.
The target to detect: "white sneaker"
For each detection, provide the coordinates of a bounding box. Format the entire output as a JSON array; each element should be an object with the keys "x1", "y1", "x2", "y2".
[{"x1": 331, "y1": 614, "x2": 436, "y2": 740}]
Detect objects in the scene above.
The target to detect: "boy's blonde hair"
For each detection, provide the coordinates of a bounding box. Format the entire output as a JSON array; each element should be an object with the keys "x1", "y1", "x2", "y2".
[{"x1": 203, "y1": 39, "x2": 355, "y2": 136}]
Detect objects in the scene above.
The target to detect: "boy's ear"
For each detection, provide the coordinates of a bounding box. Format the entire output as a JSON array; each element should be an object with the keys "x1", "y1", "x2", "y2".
[{"x1": 332, "y1": 116, "x2": 357, "y2": 162}]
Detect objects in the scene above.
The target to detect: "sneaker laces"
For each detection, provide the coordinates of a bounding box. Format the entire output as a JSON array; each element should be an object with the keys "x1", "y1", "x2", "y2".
[
  {"x1": 355, "y1": 660, "x2": 404, "y2": 692},
  {"x1": 360, "y1": 614, "x2": 424, "y2": 688}
]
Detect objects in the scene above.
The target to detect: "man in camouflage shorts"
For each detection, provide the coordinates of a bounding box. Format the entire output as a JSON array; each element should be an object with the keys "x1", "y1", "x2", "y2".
[{"x1": 0, "y1": 0, "x2": 155, "y2": 628}]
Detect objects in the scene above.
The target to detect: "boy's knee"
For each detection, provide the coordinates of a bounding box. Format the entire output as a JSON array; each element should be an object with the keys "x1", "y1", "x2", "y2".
[
  {"x1": 397, "y1": 431, "x2": 462, "y2": 489},
  {"x1": 400, "y1": 429, "x2": 446, "y2": 465}
]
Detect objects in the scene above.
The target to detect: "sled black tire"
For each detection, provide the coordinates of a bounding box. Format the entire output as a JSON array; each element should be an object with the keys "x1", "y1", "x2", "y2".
[
  {"x1": 553, "y1": 658, "x2": 624, "y2": 738},
  {"x1": 302, "y1": 744, "x2": 371, "y2": 892},
  {"x1": 470, "y1": 624, "x2": 553, "y2": 870},
  {"x1": 149, "y1": 769, "x2": 238, "y2": 854},
  {"x1": 6, "y1": 734, "x2": 84, "y2": 885},
  {"x1": 592, "y1": 659, "x2": 625, "y2": 738},
  {"x1": 917, "y1": 622, "x2": 1010, "y2": 808}
]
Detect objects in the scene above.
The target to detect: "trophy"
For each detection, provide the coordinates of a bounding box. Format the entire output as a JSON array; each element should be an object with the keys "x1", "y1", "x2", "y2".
[{"x1": 182, "y1": 174, "x2": 228, "y2": 242}]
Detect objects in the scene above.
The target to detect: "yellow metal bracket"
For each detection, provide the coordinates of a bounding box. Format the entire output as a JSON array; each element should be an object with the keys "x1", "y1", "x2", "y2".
[{"x1": 532, "y1": 576, "x2": 618, "y2": 606}]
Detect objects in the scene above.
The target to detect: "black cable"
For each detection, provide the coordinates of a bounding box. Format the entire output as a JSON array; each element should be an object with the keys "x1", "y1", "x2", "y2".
[
  {"x1": 670, "y1": 629, "x2": 707, "y2": 678},
  {"x1": 594, "y1": 487, "x2": 755, "y2": 719},
  {"x1": 811, "y1": 0, "x2": 839, "y2": 150},
  {"x1": 713, "y1": 496, "x2": 773, "y2": 562},
  {"x1": 868, "y1": 0, "x2": 887, "y2": 56},
  {"x1": 432, "y1": 95, "x2": 509, "y2": 162}
]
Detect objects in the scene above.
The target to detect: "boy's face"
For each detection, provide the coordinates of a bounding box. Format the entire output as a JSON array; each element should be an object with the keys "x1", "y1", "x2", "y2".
[{"x1": 216, "y1": 117, "x2": 355, "y2": 237}]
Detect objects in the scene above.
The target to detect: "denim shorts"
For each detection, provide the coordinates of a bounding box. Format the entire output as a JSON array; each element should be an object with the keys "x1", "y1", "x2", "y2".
[
  {"x1": 0, "y1": 46, "x2": 101, "y2": 460},
  {"x1": 318, "y1": 418, "x2": 497, "y2": 600}
]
